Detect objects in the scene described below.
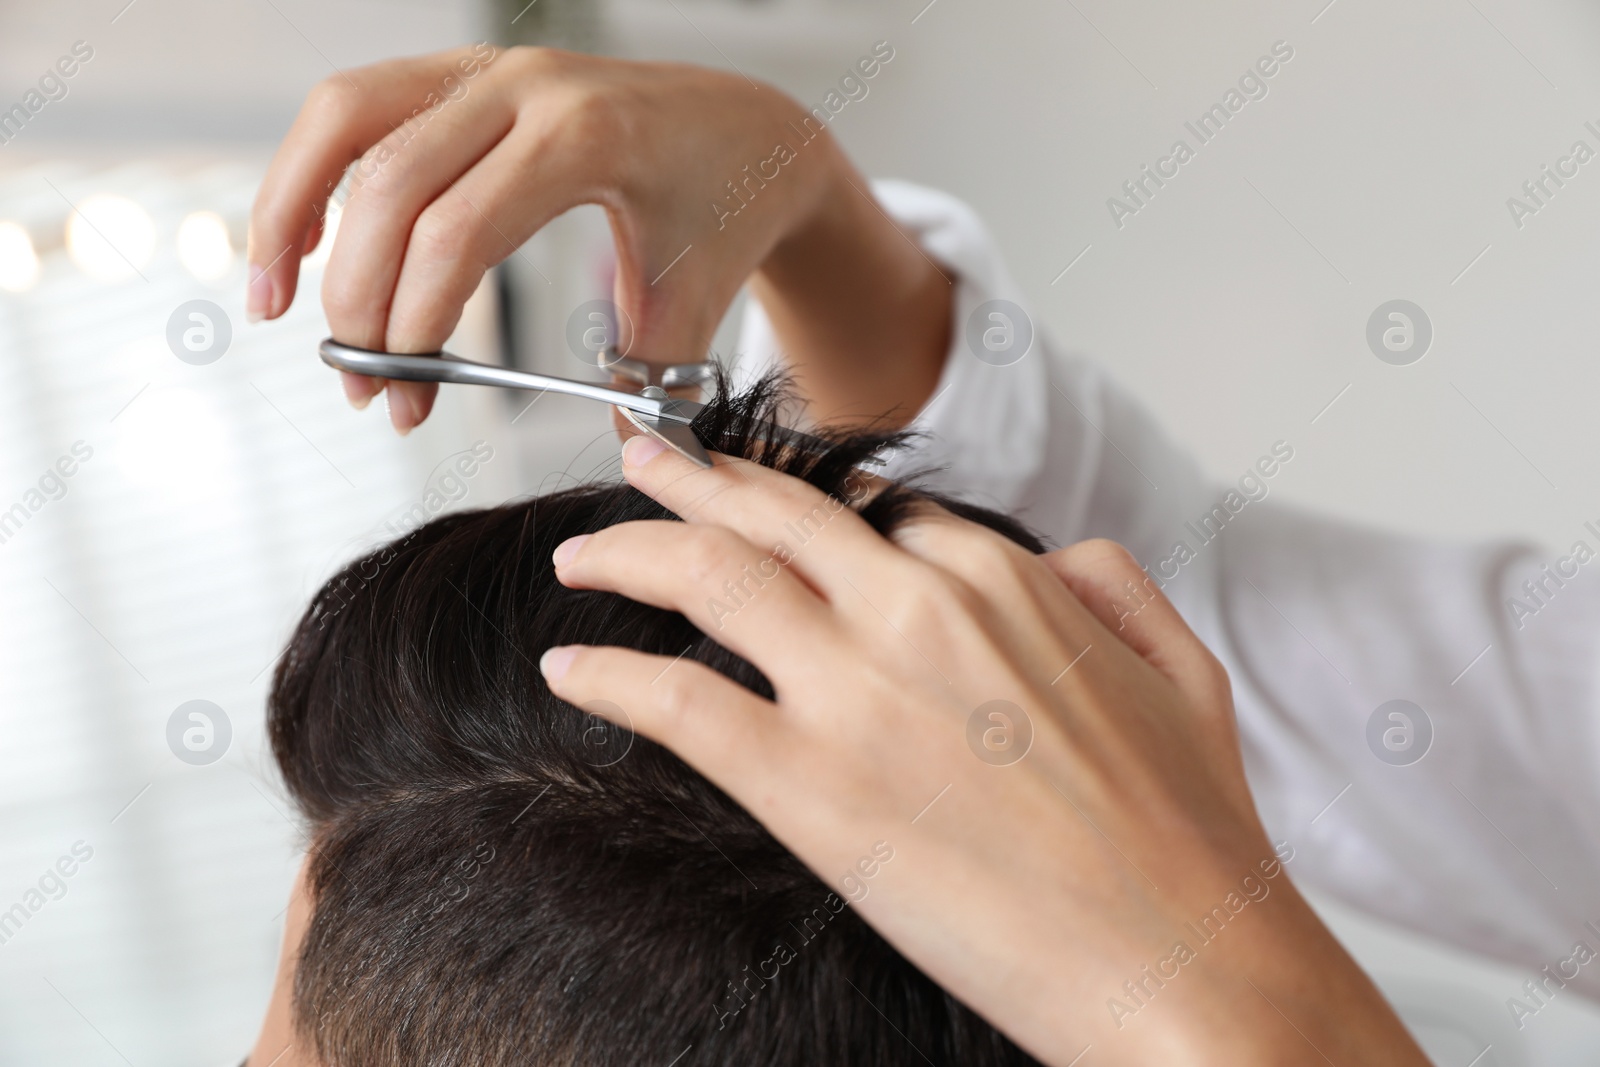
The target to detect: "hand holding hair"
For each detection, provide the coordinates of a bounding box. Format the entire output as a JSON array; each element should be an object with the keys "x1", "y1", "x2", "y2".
[{"x1": 544, "y1": 435, "x2": 1430, "y2": 1066}]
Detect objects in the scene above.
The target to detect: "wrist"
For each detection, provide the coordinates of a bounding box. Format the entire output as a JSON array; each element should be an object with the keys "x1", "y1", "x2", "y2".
[
  {"x1": 750, "y1": 137, "x2": 951, "y2": 427},
  {"x1": 1126, "y1": 884, "x2": 1427, "y2": 1066}
]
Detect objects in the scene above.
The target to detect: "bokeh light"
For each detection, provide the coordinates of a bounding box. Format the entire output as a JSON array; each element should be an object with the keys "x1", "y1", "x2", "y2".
[
  {"x1": 110, "y1": 375, "x2": 236, "y2": 503},
  {"x1": 0, "y1": 221, "x2": 40, "y2": 292},
  {"x1": 66, "y1": 194, "x2": 156, "y2": 281},
  {"x1": 177, "y1": 210, "x2": 234, "y2": 282}
]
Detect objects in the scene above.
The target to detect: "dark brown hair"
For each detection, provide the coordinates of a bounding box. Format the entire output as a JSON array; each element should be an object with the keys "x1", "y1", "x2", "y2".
[{"x1": 269, "y1": 376, "x2": 1046, "y2": 1066}]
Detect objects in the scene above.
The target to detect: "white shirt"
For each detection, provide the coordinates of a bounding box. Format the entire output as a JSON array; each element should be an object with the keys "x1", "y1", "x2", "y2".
[{"x1": 737, "y1": 180, "x2": 1600, "y2": 1001}]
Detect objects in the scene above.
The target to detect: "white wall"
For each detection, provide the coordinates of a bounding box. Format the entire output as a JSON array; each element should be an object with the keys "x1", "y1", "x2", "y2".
[{"x1": 617, "y1": 0, "x2": 1600, "y2": 550}]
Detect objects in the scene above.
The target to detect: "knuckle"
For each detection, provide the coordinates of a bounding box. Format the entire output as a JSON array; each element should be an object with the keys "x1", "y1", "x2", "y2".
[
  {"x1": 407, "y1": 201, "x2": 476, "y2": 268},
  {"x1": 901, "y1": 515, "x2": 1027, "y2": 585},
  {"x1": 901, "y1": 522, "x2": 1029, "y2": 613},
  {"x1": 561, "y1": 83, "x2": 618, "y2": 139},
  {"x1": 501, "y1": 49, "x2": 622, "y2": 143},
  {"x1": 651, "y1": 665, "x2": 701, "y2": 728},
  {"x1": 886, "y1": 565, "x2": 980, "y2": 637},
  {"x1": 1198, "y1": 652, "x2": 1234, "y2": 708},
  {"x1": 1058, "y1": 538, "x2": 1146, "y2": 597},
  {"x1": 319, "y1": 274, "x2": 369, "y2": 336},
  {"x1": 347, "y1": 144, "x2": 414, "y2": 209},
  {"x1": 681, "y1": 528, "x2": 743, "y2": 587},
  {"x1": 958, "y1": 530, "x2": 1024, "y2": 582},
  {"x1": 502, "y1": 45, "x2": 580, "y2": 87},
  {"x1": 1074, "y1": 537, "x2": 1141, "y2": 574},
  {"x1": 306, "y1": 75, "x2": 361, "y2": 119},
  {"x1": 503, "y1": 45, "x2": 554, "y2": 76}
]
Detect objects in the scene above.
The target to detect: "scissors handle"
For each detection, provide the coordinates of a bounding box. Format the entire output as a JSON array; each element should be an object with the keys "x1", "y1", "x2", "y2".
[{"x1": 318, "y1": 339, "x2": 701, "y2": 424}]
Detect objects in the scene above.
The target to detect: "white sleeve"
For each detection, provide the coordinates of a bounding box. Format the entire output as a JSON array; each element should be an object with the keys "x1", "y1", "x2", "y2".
[{"x1": 735, "y1": 179, "x2": 1600, "y2": 998}]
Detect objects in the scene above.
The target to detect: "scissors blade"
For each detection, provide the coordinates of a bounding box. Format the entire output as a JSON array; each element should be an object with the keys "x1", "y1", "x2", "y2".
[
  {"x1": 621, "y1": 407, "x2": 714, "y2": 468},
  {"x1": 318, "y1": 338, "x2": 685, "y2": 422},
  {"x1": 317, "y1": 337, "x2": 854, "y2": 466}
]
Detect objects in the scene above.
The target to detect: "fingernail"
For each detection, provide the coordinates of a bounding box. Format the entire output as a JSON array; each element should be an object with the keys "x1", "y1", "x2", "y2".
[
  {"x1": 246, "y1": 264, "x2": 273, "y2": 324},
  {"x1": 341, "y1": 373, "x2": 375, "y2": 411},
  {"x1": 552, "y1": 534, "x2": 590, "y2": 569},
  {"x1": 540, "y1": 645, "x2": 577, "y2": 682},
  {"x1": 622, "y1": 434, "x2": 666, "y2": 467},
  {"x1": 387, "y1": 387, "x2": 415, "y2": 436}
]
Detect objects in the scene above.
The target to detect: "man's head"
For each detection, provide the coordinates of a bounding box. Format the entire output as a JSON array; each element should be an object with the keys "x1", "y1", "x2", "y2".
[{"x1": 267, "y1": 378, "x2": 1046, "y2": 1066}]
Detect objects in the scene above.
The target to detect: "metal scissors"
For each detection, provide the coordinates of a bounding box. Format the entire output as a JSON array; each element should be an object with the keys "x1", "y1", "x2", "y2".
[{"x1": 319, "y1": 338, "x2": 833, "y2": 469}]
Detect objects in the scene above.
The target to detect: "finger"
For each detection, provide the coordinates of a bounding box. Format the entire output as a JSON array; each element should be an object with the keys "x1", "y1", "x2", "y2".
[
  {"x1": 1040, "y1": 539, "x2": 1231, "y2": 712},
  {"x1": 539, "y1": 644, "x2": 781, "y2": 792},
  {"x1": 888, "y1": 502, "x2": 1104, "y2": 667},
  {"x1": 382, "y1": 380, "x2": 439, "y2": 435},
  {"x1": 552, "y1": 519, "x2": 841, "y2": 688},
  {"x1": 888, "y1": 498, "x2": 1048, "y2": 597},
  {"x1": 249, "y1": 47, "x2": 494, "y2": 324},
  {"x1": 340, "y1": 370, "x2": 381, "y2": 410},
  {"x1": 337, "y1": 372, "x2": 439, "y2": 430},
  {"x1": 301, "y1": 215, "x2": 325, "y2": 257},
  {"x1": 619, "y1": 434, "x2": 915, "y2": 604},
  {"x1": 320, "y1": 71, "x2": 516, "y2": 354},
  {"x1": 337, "y1": 54, "x2": 634, "y2": 434},
  {"x1": 322, "y1": 52, "x2": 513, "y2": 431},
  {"x1": 383, "y1": 121, "x2": 568, "y2": 355},
  {"x1": 606, "y1": 214, "x2": 732, "y2": 367}
]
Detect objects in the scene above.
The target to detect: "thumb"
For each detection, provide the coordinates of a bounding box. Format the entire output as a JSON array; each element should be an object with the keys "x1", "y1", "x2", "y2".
[{"x1": 605, "y1": 208, "x2": 735, "y2": 370}]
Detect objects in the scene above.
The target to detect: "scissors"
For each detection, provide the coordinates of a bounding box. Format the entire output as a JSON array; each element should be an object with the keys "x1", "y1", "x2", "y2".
[{"x1": 320, "y1": 338, "x2": 834, "y2": 469}]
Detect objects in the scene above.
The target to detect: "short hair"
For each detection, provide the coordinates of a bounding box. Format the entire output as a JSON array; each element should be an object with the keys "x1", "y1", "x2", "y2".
[{"x1": 268, "y1": 376, "x2": 1047, "y2": 1066}]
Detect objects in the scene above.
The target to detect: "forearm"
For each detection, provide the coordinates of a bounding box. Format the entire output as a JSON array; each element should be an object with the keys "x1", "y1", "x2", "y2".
[{"x1": 750, "y1": 140, "x2": 951, "y2": 429}]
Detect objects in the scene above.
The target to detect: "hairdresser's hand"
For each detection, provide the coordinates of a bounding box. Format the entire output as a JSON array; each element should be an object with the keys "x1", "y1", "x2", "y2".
[
  {"x1": 542, "y1": 441, "x2": 1428, "y2": 1067},
  {"x1": 250, "y1": 46, "x2": 947, "y2": 433}
]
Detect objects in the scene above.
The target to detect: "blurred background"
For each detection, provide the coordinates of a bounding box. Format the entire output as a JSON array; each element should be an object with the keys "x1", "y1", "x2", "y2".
[{"x1": 2, "y1": 0, "x2": 1600, "y2": 1062}]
